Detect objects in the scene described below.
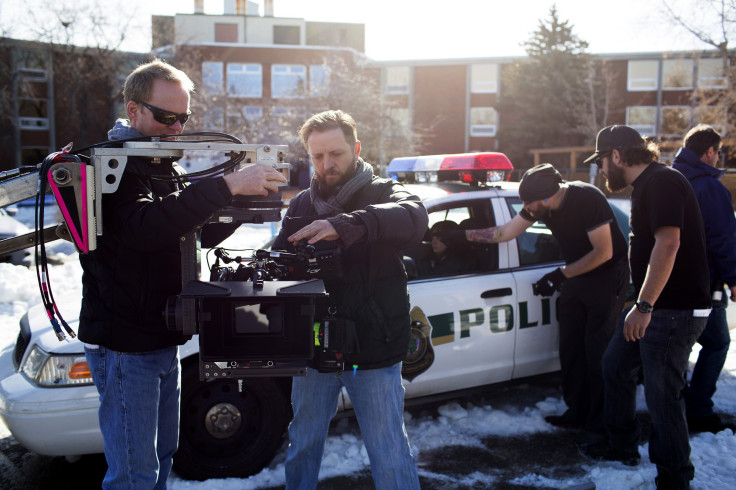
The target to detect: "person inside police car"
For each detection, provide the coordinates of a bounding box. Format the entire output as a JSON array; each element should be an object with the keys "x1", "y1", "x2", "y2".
[
  {"x1": 272, "y1": 109, "x2": 426, "y2": 489},
  {"x1": 441, "y1": 163, "x2": 629, "y2": 437},
  {"x1": 580, "y1": 125, "x2": 711, "y2": 489},
  {"x1": 417, "y1": 220, "x2": 475, "y2": 276},
  {"x1": 78, "y1": 59, "x2": 286, "y2": 489}
]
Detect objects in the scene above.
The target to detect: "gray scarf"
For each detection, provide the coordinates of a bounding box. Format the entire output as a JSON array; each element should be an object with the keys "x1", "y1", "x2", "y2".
[{"x1": 310, "y1": 158, "x2": 374, "y2": 215}]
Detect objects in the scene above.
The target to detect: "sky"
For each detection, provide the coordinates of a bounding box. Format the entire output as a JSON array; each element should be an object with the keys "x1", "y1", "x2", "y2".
[
  {"x1": 0, "y1": 0, "x2": 725, "y2": 61},
  {"x1": 2, "y1": 213, "x2": 736, "y2": 488}
]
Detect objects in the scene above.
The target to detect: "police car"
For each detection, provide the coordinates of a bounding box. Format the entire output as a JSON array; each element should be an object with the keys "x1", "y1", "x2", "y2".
[{"x1": 0, "y1": 153, "x2": 629, "y2": 480}]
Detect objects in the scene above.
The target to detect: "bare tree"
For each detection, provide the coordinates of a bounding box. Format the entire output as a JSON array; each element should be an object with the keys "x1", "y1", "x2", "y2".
[
  {"x1": 662, "y1": 0, "x2": 736, "y2": 143},
  {"x1": 175, "y1": 48, "x2": 426, "y2": 178}
]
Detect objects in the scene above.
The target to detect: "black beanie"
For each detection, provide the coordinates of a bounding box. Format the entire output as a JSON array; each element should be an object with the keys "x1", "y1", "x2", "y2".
[{"x1": 519, "y1": 164, "x2": 563, "y2": 203}]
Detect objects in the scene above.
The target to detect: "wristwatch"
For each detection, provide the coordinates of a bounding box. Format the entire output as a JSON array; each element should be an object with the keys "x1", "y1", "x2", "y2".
[{"x1": 635, "y1": 300, "x2": 653, "y2": 314}]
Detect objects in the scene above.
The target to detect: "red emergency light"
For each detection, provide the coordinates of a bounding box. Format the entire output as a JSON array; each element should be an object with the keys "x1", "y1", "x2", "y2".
[{"x1": 438, "y1": 152, "x2": 513, "y2": 185}]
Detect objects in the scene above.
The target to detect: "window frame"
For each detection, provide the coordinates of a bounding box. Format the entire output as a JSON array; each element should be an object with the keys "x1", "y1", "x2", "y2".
[
  {"x1": 227, "y1": 63, "x2": 262, "y2": 98},
  {"x1": 662, "y1": 58, "x2": 693, "y2": 90},
  {"x1": 384, "y1": 66, "x2": 410, "y2": 95},
  {"x1": 271, "y1": 64, "x2": 307, "y2": 99},
  {"x1": 202, "y1": 61, "x2": 225, "y2": 95},
  {"x1": 470, "y1": 63, "x2": 498, "y2": 94},
  {"x1": 469, "y1": 107, "x2": 498, "y2": 137},
  {"x1": 627, "y1": 60, "x2": 659, "y2": 91},
  {"x1": 626, "y1": 106, "x2": 657, "y2": 137}
]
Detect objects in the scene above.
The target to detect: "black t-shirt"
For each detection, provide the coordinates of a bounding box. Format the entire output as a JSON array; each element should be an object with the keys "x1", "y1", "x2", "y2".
[
  {"x1": 539, "y1": 182, "x2": 628, "y2": 275},
  {"x1": 629, "y1": 162, "x2": 710, "y2": 309}
]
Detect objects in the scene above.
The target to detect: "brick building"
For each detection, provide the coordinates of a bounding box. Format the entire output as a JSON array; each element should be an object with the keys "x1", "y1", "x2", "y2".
[{"x1": 0, "y1": 0, "x2": 731, "y2": 174}]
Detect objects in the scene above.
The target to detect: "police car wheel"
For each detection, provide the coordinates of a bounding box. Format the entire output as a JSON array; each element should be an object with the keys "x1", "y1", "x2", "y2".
[{"x1": 173, "y1": 363, "x2": 291, "y2": 480}]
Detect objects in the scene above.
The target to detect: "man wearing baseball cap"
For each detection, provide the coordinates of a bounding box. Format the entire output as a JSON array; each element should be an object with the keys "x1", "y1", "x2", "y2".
[
  {"x1": 458, "y1": 163, "x2": 629, "y2": 438},
  {"x1": 581, "y1": 125, "x2": 711, "y2": 490}
]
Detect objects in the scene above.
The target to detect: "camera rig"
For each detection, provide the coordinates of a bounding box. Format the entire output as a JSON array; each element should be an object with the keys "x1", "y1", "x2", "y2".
[{"x1": 0, "y1": 134, "x2": 331, "y2": 380}]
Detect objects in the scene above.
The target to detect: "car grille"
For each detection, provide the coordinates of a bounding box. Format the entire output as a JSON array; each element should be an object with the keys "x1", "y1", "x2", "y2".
[{"x1": 12, "y1": 314, "x2": 31, "y2": 370}]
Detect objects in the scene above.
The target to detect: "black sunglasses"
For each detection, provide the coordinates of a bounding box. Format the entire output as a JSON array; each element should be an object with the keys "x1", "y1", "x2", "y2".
[
  {"x1": 138, "y1": 101, "x2": 191, "y2": 126},
  {"x1": 594, "y1": 151, "x2": 611, "y2": 165}
]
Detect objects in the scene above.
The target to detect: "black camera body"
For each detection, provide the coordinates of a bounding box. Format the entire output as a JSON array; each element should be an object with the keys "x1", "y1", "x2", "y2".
[{"x1": 166, "y1": 243, "x2": 359, "y2": 379}]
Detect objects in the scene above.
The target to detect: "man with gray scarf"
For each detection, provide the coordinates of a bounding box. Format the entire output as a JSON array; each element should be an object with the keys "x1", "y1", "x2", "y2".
[{"x1": 272, "y1": 110, "x2": 426, "y2": 489}]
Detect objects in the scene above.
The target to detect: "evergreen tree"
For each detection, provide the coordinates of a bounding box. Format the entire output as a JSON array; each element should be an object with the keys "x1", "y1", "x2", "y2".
[{"x1": 499, "y1": 5, "x2": 602, "y2": 168}]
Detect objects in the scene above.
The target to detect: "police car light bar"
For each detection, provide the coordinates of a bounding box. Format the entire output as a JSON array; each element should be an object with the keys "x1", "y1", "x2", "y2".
[{"x1": 387, "y1": 152, "x2": 513, "y2": 186}]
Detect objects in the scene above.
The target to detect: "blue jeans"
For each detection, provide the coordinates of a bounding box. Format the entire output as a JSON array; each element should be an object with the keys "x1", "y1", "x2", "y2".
[
  {"x1": 602, "y1": 307, "x2": 707, "y2": 488},
  {"x1": 685, "y1": 293, "x2": 731, "y2": 419},
  {"x1": 85, "y1": 346, "x2": 181, "y2": 490},
  {"x1": 285, "y1": 363, "x2": 420, "y2": 490}
]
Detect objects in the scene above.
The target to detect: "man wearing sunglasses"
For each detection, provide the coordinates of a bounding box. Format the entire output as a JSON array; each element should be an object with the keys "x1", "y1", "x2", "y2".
[
  {"x1": 672, "y1": 124, "x2": 736, "y2": 435},
  {"x1": 78, "y1": 59, "x2": 286, "y2": 489}
]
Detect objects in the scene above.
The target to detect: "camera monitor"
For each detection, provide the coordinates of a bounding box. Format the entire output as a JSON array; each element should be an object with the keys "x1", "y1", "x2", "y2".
[{"x1": 178, "y1": 279, "x2": 327, "y2": 378}]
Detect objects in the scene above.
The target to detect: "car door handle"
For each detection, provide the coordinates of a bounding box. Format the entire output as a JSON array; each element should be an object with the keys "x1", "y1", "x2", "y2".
[{"x1": 481, "y1": 288, "x2": 512, "y2": 299}]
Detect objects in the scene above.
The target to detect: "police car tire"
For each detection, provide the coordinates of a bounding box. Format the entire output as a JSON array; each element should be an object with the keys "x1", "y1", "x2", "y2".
[{"x1": 173, "y1": 363, "x2": 291, "y2": 480}]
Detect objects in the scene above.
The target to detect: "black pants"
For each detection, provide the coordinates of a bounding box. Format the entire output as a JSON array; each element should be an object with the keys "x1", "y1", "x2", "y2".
[{"x1": 557, "y1": 260, "x2": 629, "y2": 432}]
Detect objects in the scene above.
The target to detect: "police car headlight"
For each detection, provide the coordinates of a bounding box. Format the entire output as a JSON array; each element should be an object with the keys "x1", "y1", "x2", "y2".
[{"x1": 21, "y1": 346, "x2": 93, "y2": 387}]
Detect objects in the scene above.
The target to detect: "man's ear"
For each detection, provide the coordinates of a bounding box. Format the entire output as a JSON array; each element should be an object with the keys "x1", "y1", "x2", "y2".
[
  {"x1": 354, "y1": 140, "x2": 361, "y2": 158},
  {"x1": 126, "y1": 100, "x2": 139, "y2": 124},
  {"x1": 611, "y1": 149, "x2": 624, "y2": 167}
]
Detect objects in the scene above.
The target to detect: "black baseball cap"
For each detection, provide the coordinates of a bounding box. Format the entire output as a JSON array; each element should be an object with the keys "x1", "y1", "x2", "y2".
[
  {"x1": 519, "y1": 164, "x2": 564, "y2": 203},
  {"x1": 583, "y1": 125, "x2": 646, "y2": 164}
]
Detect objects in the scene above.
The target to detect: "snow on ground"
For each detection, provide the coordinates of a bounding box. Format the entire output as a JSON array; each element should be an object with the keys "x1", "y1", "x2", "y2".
[{"x1": 1, "y1": 222, "x2": 736, "y2": 489}]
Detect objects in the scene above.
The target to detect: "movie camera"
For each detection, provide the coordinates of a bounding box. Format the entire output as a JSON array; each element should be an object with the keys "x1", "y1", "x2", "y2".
[{"x1": 0, "y1": 133, "x2": 343, "y2": 379}]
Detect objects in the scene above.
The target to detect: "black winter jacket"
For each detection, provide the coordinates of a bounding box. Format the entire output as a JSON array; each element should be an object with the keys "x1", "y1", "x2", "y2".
[
  {"x1": 78, "y1": 155, "x2": 234, "y2": 352},
  {"x1": 272, "y1": 175, "x2": 428, "y2": 370}
]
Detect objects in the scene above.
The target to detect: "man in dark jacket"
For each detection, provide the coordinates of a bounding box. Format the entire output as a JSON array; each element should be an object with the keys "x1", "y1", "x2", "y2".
[
  {"x1": 672, "y1": 124, "x2": 736, "y2": 434},
  {"x1": 79, "y1": 59, "x2": 285, "y2": 489},
  {"x1": 273, "y1": 110, "x2": 427, "y2": 489}
]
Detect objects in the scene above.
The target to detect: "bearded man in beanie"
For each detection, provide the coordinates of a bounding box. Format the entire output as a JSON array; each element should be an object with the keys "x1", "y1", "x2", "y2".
[{"x1": 453, "y1": 163, "x2": 629, "y2": 437}]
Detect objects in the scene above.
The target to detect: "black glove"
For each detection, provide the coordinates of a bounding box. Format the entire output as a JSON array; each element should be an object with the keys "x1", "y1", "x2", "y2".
[{"x1": 533, "y1": 267, "x2": 566, "y2": 296}]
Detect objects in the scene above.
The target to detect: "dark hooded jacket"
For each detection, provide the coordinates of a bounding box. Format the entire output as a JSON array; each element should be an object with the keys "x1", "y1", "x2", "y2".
[
  {"x1": 672, "y1": 147, "x2": 736, "y2": 289},
  {"x1": 272, "y1": 173, "x2": 428, "y2": 370},
  {"x1": 78, "y1": 121, "x2": 235, "y2": 351}
]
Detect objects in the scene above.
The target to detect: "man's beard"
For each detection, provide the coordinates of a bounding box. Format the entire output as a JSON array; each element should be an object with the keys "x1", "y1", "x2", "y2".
[
  {"x1": 315, "y1": 162, "x2": 356, "y2": 196},
  {"x1": 603, "y1": 163, "x2": 627, "y2": 192},
  {"x1": 529, "y1": 207, "x2": 549, "y2": 219}
]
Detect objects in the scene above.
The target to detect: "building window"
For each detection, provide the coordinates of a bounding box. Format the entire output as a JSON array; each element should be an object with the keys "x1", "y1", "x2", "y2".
[
  {"x1": 227, "y1": 106, "x2": 262, "y2": 131},
  {"x1": 215, "y1": 23, "x2": 238, "y2": 43},
  {"x1": 272, "y1": 64, "x2": 306, "y2": 98},
  {"x1": 469, "y1": 107, "x2": 497, "y2": 137},
  {"x1": 660, "y1": 106, "x2": 691, "y2": 136},
  {"x1": 203, "y1": 106, "x2": 224, "y2": 131},
  {"x1": 16, "y1": 49, "x2": 47, "y2": 81},
  {"x1": 227, "y1": 63, "x2": 262, "y2": 98},
  {"x1": 274, "y1": 25, "x2": 300, "y2": 45},
  {"x1": 626, "y1": 106, "x2": 656, "y2": 136},
  {"x1": 694, "y1": 106, "x2": 726, "y2": 134},
  {"x1": 18, "y1": 98, "x2": 49, "y2": 130},
  {"x1": 202, "y1": 61, "x2": 224, "y2": 95},
  {"x1": 662, "y1": 58, "x2": 693, "y2": 89},
  {"x1": 385, "y1": 66, "x2": 409, "y2": 95},
  {"x1": 310, "y1": 65, "x2": 329, "y2": 96},
  {"x1": 470, "y1": 64, "x2": 498, "y2": 93},
  {"x1": 698, "y1": 58, "x2": 728, "y2": 89},
  {"x1": 628, "y1": 60, "x2": 659, "y2": 91}
]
